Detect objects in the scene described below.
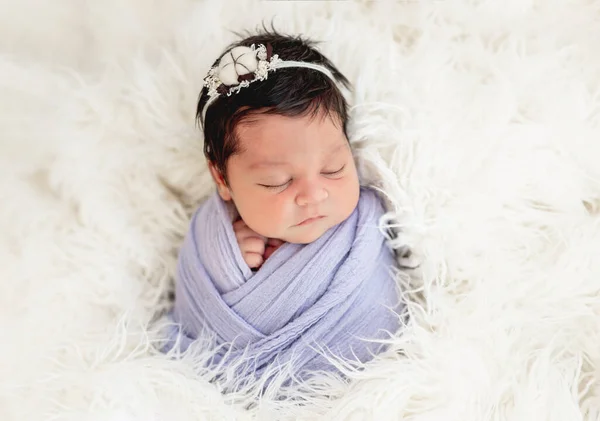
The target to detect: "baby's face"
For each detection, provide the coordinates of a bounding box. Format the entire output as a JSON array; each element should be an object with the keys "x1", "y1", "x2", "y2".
[{"x1": 213, "y1": 111, "x2": 360, "y2": 244}]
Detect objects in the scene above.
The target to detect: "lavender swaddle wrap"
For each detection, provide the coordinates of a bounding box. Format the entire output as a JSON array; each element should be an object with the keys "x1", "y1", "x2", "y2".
[{"x1": 163, "y1": 187, "x2": 402, "y2": 381}]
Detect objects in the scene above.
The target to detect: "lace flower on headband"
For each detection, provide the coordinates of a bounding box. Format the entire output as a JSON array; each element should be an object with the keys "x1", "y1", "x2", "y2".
[
  {"x1": 200, "y1": 43, "x2": 346, "y2": 120},
  {"x1": 203, "y1": 44, "x2": 281, "y2": 99}
]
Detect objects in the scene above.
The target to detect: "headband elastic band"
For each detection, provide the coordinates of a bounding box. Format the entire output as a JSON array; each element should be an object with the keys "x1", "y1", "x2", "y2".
[{"x1": 201, "y1": 43, "x2": 348, "y2": 121}]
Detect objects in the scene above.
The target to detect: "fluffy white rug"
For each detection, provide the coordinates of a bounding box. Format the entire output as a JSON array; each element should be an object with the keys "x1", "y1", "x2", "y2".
[{"x1": 2, "y1": 0, "x2": 600, "y2": 419}]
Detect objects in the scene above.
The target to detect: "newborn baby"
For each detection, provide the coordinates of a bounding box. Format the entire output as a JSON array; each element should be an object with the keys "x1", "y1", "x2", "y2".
[{"x1": 163, "y1": 30, "x2": 403, "y2": 386}]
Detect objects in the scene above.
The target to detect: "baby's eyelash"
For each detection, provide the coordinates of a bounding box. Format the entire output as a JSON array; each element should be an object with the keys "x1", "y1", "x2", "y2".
[
  {"x1": 258, "y1": 179, "x2": 292, "y2": 189},
  {"x1": 258, "y1": 165, "x2": 345, "y2": 190},
  {"x1": 322, "y1": 165, "x2": 345, "y2": 176}
]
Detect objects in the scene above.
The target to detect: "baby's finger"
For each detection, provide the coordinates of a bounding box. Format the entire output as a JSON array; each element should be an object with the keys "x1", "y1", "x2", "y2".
[
  {"x1": 232, "y1": 219, "x2": 248, "y2": 230},
  {"x1": 233, "y1": 222, "x2": 266, "y2": 242},
  {"x1": 243, "y1": 252, "x2": 264, "y2": 269},
  {"x1": 263, "y1": 245, "x2": 278, "y2": 260},
  {"x1": 234, "y1": 226, "x2": 264, "y2": 241},
  {"x1": 242, "y1": 237, "x2": 266, "y2": 255},
  {"x1": 267, "y1": 238, "x2": 284, "y2": 247}
]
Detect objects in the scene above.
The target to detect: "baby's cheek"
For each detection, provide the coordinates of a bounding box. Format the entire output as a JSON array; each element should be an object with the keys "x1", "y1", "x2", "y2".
[
  {"x1": 263, "y1": 199, "x2": 290, "y2": 230},
  {"x1": 339, "y1": 177, "x2": 360, "y2": 219},
  {"x1": 246, "y1": 197, "x2": 290, "y2": 238}
]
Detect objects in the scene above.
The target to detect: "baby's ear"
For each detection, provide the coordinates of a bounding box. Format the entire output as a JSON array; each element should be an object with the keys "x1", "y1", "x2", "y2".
[{"x1": 208, "y1": 161, "x2": 232, "y2": 201}]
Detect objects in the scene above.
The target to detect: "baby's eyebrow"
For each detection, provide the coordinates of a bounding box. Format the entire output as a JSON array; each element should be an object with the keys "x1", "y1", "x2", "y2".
[
  {"x1": 327, "y1": 142, "x2": 348, "y2": 156},
  {"x1": 249, "y1": 142, "x2": 347, "y2": 169},
  {"x1": 249, "y1": 161, "x2": 289, "y2": 170}
]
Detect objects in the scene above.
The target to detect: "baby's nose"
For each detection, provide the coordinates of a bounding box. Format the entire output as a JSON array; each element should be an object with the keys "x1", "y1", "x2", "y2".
[{"x1": 295, "y1": 182, "x2": 328, "y2": 206}]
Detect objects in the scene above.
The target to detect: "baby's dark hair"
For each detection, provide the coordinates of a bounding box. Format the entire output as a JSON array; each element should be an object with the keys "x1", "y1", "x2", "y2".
[{"x1": 196, "y1": 29, "x2": 352, "y2": 181}]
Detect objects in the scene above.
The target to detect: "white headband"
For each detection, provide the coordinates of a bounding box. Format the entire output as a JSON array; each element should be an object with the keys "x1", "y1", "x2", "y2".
[{"x1": 201, "y1": 43, "x2": 347, "y2": 121}]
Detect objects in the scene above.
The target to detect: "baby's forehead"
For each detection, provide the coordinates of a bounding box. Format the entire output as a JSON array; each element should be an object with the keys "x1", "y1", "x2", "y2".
[
  {"x1": 233, "y1": 139, "x2": 348, "y2": 170},
  {"x1": 236, "y1": 112, "x2": 344, "y2": 142},
  {"x1": 239, "y1": 134, "x2": 342, "y2": 153},
  {"x1": 229, "y1": 110, "x2": 348, "y2": 167}
]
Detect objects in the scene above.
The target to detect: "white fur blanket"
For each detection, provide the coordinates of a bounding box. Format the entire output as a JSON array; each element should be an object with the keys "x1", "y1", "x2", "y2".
[{"x1": 2, "y1": 0, "x2": 600, "y2": 420}]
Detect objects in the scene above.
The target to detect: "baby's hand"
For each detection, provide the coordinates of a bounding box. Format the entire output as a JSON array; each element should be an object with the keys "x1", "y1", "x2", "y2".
[
  {"x1": 233, "y1": 219, "x2": 267, "y2": 269},
  {"x1": 264, "y1": 238, "x2": 284, "y2": 261}
]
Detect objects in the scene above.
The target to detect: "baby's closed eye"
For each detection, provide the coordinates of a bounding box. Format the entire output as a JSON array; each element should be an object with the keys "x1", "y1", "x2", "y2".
[
  {"x1": 321, "y1": 164, "x2": 345, "y2": 177},
  {"x1": 257, "y1": 164, "x2": 347, "y2": 190}
]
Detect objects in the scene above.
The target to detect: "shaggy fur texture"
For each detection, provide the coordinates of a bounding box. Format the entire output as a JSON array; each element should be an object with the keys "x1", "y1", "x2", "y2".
[{"x1": 2, "y1": 0, "x2": 600, "y2": 419}]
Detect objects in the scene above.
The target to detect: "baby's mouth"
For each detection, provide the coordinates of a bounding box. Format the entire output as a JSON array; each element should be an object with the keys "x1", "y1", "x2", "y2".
[{"x1": 295, "y1": 215, "x2": 325, "y2": 226}]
